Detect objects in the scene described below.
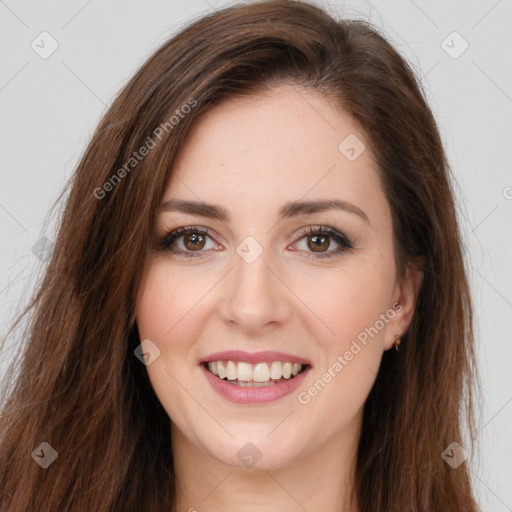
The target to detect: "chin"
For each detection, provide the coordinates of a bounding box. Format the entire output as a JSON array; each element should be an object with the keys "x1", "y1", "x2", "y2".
[{"x1": 201, "y1": 429, "x2": 303, "y2": 470}]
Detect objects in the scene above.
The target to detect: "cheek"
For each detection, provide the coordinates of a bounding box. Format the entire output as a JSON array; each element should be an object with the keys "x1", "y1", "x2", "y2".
[
  {"x1": 135, "y1": 262, "x2": 209, "y2": 426},
  {"x1": 291, "y1": 259, "x2": 395, "y2": 422},
  {"x1": 135, "y1": 261, "x2": 209, "y2": 356},
  {"x1": 294, "y1": 274, "x2": 389, "y2": 428},
  {"x1": 296, "y1": 262, "x2": 394, "y2": 352}
]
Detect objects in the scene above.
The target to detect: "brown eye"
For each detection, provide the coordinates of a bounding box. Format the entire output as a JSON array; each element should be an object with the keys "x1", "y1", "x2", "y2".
[
  {"x1": 183, "y1": 231, "x2": 206, "y2": 251},
  {"x1": 307, "y1": 233, "x2": 330, "y2": 252},
  {"x1": 294, "y1": 225, "x2": 354, "y2": 260},
  {"x1": 160, "y1": 226, "x2": 218, "y2": 258}
]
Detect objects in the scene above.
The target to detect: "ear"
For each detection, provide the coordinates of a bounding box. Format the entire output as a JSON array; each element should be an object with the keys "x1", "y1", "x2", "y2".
[{"x1": 384, "y1": 262, "x2": 424, "y2": 351}]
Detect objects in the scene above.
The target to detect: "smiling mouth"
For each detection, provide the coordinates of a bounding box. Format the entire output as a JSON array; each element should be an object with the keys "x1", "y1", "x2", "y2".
[{"x1": 203, "y1": 360, "x2": 310, "y2": 387}]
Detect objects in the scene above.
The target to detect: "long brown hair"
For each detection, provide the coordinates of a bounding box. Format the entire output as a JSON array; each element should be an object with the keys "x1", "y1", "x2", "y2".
[{"x1": 0, "y1": 1, "x2": 481, "y2": 510}]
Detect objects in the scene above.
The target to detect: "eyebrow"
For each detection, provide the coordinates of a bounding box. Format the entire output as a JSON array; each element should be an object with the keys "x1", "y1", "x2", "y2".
[{"x1": 159, "y1": 198, "x2": 370, "y2": 224}]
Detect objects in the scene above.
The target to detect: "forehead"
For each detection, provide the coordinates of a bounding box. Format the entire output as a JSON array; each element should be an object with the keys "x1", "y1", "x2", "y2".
[{"x1": 163, "y1": 85, "x2": 387, "y2": 224}]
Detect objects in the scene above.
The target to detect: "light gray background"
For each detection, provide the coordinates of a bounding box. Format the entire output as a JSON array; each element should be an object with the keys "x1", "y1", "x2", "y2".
[{"x1": 1, "y1": 0, "x2": 511, "y2": 510}]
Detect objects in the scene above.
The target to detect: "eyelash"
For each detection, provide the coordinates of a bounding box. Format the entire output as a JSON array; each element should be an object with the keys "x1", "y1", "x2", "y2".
[{"x1": 158, "y1": 225, "x2": 354, "y2": 260}]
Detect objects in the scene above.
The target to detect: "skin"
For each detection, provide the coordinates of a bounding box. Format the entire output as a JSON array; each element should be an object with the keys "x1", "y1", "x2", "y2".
[{"x1": 135, "y1": 84, "x2": 423, "y2": 512}]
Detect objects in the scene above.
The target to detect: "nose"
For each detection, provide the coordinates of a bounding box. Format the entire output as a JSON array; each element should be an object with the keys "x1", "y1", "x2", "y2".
[{"x1": 217, "y1": 246, "x2": 293, "y2": 337}]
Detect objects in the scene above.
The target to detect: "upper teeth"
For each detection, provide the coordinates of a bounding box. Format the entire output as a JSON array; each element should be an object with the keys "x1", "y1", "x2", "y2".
[{"x1": 207, "y1": 361, "x2": 303, "y2": 382}]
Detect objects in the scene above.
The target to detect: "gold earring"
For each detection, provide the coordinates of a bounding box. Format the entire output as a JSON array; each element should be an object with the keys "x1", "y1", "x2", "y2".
[{"x1": 393, "y1": 334, "x2": 401, "y2": 351}]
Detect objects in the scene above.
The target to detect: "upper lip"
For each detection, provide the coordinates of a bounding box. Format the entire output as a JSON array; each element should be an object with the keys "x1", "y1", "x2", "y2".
[{"x1": 200, "y1": 350, "x2": 312, "y2": 366}]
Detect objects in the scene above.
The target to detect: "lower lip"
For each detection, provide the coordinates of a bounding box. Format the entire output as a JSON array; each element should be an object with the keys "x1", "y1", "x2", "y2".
[{"x1": 200, "y1": 364, "x2": 311, "y2": 404}]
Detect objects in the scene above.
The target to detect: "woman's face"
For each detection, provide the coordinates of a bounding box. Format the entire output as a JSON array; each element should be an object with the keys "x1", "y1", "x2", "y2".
[{"x1": 135, "y1": 85, "x2": 419, "y2": 469}]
